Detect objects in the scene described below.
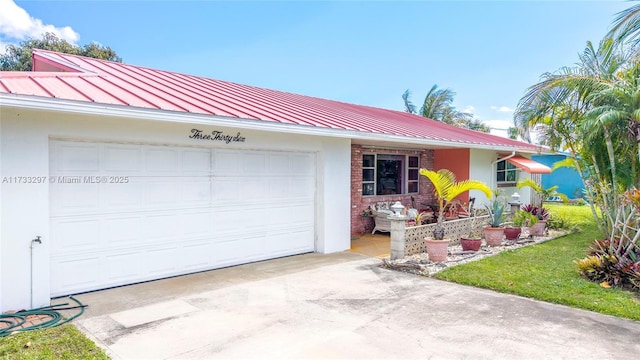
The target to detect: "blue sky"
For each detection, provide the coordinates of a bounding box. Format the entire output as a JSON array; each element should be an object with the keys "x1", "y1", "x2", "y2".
[{"x1": 0, "y1": 0, "x2": 631, "y2": 136}]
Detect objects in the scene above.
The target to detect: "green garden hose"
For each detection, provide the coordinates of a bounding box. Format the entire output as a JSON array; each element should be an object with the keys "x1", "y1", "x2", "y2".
[{"x1": 0, "y1": 296, "x2": 86, "y2": 337}]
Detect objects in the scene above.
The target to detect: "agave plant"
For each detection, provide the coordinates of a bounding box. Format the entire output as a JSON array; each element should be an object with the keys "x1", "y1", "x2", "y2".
[{"x1": 419, "y1": 168, "x2": 492, "y2": 240}]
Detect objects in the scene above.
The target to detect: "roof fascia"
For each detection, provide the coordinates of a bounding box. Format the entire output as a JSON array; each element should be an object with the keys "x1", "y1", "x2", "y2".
[{"x1": 0, "y1": 93, "x2": 546, "y2": 153}]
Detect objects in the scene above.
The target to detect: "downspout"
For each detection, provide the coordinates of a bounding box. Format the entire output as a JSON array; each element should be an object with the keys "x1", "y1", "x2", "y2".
[{"x1": 491, "y1": 151, "x2": 516, "y2": 190}]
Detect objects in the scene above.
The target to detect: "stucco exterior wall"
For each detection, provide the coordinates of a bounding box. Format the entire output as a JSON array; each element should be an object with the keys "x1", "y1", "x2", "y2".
[
  {"x1": 0, "y1": 107, "x2": 351, "y2": 312},
  {"x1": 434, "y1": 148, "x2": 470, "y2": 203},
  {"x1": 469, "y1": 149, "x2": 534, "y2": 208}
]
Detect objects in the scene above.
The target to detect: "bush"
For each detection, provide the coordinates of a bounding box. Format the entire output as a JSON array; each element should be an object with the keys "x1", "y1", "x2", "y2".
[
  {"x1": 570, "y1": 198, "x2": 587, "y2": 206},
  {"x1": 547, "y1": 214, "x2": 579, "y2": 232},
  {"x1": 576, "y1": 238, "x2": 640, "y2": 293}
]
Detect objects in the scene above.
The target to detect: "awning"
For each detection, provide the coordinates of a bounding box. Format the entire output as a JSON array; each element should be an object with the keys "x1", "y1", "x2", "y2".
[{"x1": 507, "y1": 155, "x2": 551, "y2": 174}]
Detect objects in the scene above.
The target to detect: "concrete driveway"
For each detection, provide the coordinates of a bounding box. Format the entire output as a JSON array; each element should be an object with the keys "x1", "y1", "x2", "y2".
[{"x1": 69, "y1": 252, "x2": 640, "y2": 359}]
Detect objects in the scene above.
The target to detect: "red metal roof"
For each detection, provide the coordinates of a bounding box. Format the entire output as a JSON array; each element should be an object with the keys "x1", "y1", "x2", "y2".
[
  {"x1": 0, "y1": 49, "x2": 542, "y2": 151},
  {"x1": 508, "y1": 155, "x2": 552, "y2": 174}
]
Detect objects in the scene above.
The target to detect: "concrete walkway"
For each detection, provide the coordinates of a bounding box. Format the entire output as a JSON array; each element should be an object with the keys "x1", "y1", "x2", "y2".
[{"x1": 69, "y1": 252, "x2": 640, "y2": 359}]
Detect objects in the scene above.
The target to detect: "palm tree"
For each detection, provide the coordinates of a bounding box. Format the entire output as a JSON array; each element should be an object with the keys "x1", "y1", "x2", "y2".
[
  {"x1": 403, "y1": 85, "x2": 487, "y2": 131},
  {"x1": 513, "y1": 38, "x2": 630, "y2": 232},
  {"x1": 516, "y1": 179, "x2": 569, "y2": 208},
  {"x1": 419, "y1": 169, "x2": 492, "y2": 240},
  {"x1": 608, "y1": 1, "x2": 640, "y2": 47}
]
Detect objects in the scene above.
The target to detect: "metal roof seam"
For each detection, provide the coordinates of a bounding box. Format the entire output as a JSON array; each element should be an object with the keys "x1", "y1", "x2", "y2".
[
  {"x1": 211, "y1": 80, "x2": 345, "y2": 128},
  {"x1": 157, "y1": 70, "x2": 290, "y2": 123},
  {"x1": 138, "y1": 69, "x2": 251, "y2": 118},
  {"x1": 30, "y1": 77, "x2": 57, "y2": 98},
  {"x1": 67, "y1": 55, "x2": 195, "y2": 113},
  {"x1": 97, "y1": 74, "x2": 164, "y2": 109},
  {"x1": 100, "y1": 62, "x2": 226, "y2": 116},
  {"x1": 79, "y1": 75, "x2": 129, "y2": 105},
  {"x1": 190, "y1": 76, "x2": 309, "y2": 124},
  {"x1": 56, "y1": 76, "x2": 96, "y2": 102}
]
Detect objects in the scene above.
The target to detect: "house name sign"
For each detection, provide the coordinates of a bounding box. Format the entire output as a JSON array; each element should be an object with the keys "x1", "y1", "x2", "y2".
[{"x1": 189, "y1": 129, "x2": 246, "y2": 144}]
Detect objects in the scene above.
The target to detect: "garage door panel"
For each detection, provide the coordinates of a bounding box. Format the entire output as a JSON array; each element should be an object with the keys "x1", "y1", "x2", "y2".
[
  {"x1": 180, "y1": 210, "x2": 212, "y2": 236},
  {"x1": 241, "y1": 180, "x2": 267, "y2": 200},
  {"x1": 106, "y1": 252, "x2": 143, "y2": 283},
  {"x1": 214, "y1": 150, "x2": 242, "y2": 173},
  {"x1": 51, "y1": 183, "x2": 101, "y2": 213},
  {"x1": 182, "y1": 149, "x2": 211, "y2": 172},
  {"x1": 179, "y1": 242, "x2": 213, "y2": 269},
  {"x1": 146, "y1": 148, "x2": 180, "y2": 172},
  {"x1": 104, "y1": 145, "x2": 142, "y2": 172},
  {"x1": 105, "y1": 182, "x2": 143, "y2": 209},
  {"x1": 268, "y1": 153, "x2": 290, "y2": 174},
  {"x1": 181, "y1": 180, "x2": 211, "y2": 203},
  {"x1": 51, "y1": 257, "x2": 101, "y2": 296},
  {"x1": 55, "y1": 143, "x2": 100, "y2": 172},
  {"x1": 267, "y1": 230, "x2": 315, "y2": 254},
  {"x1": 50, "y1": 141, "x2": 316, "y2": 296},
  {"x1": 143, "y1": 214, "x2": 181, "y2": 240},
  {"x1": 290, "y1": 154, "x2": 315, "y2": 174},
  {"x1": 243, "y1": 153, "x2": 266, "y2": 173},
  {"x1": 289, "y1": 177, "x2": 315, "y2": 198},
  {"x1": 144, "y1": 180, "x2": 180, "y2": 206},
  {"x1": 103, "y1": 216, "x2": 141, "y2": 245},
  {"x1": 146, "y1": 246, "x2": 179, "y2": 275},
  {"x1": 212, "y1": 179, "x2": 241, "y2": 201},
  {"x1": 50, "y1": 218, "x2": 101, "y2": 253}
]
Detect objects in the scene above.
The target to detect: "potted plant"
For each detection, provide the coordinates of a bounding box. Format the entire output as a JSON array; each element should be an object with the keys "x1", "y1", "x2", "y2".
[
  {"x1": 521, "y1": 204, "x2": 549, "y2": 236},
  {"x1": 460, "y1": 215, "x2": 483, "y2": 251},
  {"x1": 504, "y1": 210, "x2": 538, "y2": 241},
  {"x1": 483, "y1": 190, "x2": 508, "y2": 246},
  {"x1": 419, "y1": 169, "x2": 492, "y2": 261}
]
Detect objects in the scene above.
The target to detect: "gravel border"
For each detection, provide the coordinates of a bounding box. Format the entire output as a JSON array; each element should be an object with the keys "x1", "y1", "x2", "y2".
[{"x1": 382, "y1": 229, "x2": 566, "y2": 276}]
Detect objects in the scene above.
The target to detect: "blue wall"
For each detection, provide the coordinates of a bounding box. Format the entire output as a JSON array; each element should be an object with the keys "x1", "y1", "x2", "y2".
[{"x1": 532, "y1": 154, "x2": 584, "y2": 199}]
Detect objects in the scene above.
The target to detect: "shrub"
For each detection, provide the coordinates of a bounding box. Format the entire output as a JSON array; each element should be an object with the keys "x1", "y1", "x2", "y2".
[
  {"x1": 547, "y1": 214, "x2": 575, "y2": 231},
  {"x1": 521, "y1": 204, "x2": 549, "y2": 220},
  {"x1": 576, "y1": 238, "x2": 640, "y2": 293}
]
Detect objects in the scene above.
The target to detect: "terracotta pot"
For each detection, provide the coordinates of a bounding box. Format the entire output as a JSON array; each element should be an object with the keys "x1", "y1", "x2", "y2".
[
  {"x1": 529, "y1": 220, "x2": 547, "y2": 236},
  {"x1": 425, "y1": 238, "x2": 450, "y2": 262},
  {"x1": 483, "y1": 226, "x2": 505, "y2": 247},
  {"x1": 460, "y1": 237, "x2": 482, "y2": 252},
  {"x1": 504, "y1": 227, "x2": 522, "y2": 241}
]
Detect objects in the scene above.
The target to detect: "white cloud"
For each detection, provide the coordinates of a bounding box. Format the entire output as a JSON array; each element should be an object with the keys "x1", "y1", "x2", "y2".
[
  {"x1": 490, "y1": 105, "x2": 514, "y2": 113},
  {"x1": 0, "y1": 0, "x2": 79, "y2": 44},
  {"x1": 481, "y1": 119, "x2": 512, "y2": 139},
  {"x1": 462, "y1": 105, "x2": 475, "y2": 113}
]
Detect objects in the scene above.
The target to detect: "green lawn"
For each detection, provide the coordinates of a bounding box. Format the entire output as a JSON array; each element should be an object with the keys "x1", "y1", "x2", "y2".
[
  {"x1": 436, "y1": 203, "x2": 640, "y2": 321},
  {"x1": 0, "y1": 324, "x2": 108, "y2": 360}
]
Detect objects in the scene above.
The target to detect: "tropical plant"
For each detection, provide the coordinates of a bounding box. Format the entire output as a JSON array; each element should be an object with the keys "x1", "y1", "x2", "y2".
[
  {"x1": 510, "y1": 210, "x2": 539, "y2": 228},
  {"x1": 512, "y1": 37, "x2": 633, "y2": 234},
  {"x1": 521, "y1": 204, "x2": 550, "y2": 221},
  {"x1": 516, "y1": 178, "x2": 569, "y2": 208},
  {"x1": 419, "y1": 168, "x2": 492, "y2": 240},
  {"x1": 485, "y1": 191, "x2": 508, "y2": 228},
  {"x1": 607, "y1": 0, "x2": 640, "y2": 48},
  {"x1": 403, "y1": 86, "x2": 489, "y2": 132}
]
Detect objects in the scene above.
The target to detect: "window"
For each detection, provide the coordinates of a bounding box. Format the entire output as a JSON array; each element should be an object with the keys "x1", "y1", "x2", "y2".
[
  {"x1": 362, "y1": 154, "x2": 419, "y2": 196},
  {"x1": 496, "y1": 160, "x2": 518, "y2": 184}
]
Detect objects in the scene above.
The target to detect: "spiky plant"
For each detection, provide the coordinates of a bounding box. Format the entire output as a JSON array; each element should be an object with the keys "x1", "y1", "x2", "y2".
[{"x1": 419, "y1": 169, "x2": 492, "y2": 240}]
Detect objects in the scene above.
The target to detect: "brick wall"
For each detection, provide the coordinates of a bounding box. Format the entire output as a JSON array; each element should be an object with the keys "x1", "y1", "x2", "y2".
[{"x1": 351, "y1": 145, "x2": 435, "y2": 235}]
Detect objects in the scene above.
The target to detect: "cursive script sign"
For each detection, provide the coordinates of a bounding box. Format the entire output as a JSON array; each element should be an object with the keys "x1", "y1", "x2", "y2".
[{"x1": 189, "y1": 129, "x2": 246, "y2": 144}]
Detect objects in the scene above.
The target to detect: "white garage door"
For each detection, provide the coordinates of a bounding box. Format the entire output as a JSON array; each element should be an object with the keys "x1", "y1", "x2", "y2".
[{"x1": 49, "y1": 140, "x2": 316, "y2": 297}]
